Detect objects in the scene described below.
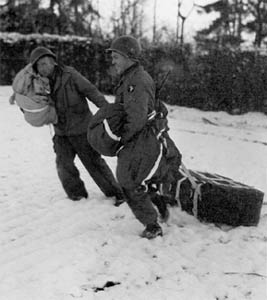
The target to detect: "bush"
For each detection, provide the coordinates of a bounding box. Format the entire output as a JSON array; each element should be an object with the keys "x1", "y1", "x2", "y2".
[{"x1": 0, "y1": 32, "x2": 111, "y2": 92}]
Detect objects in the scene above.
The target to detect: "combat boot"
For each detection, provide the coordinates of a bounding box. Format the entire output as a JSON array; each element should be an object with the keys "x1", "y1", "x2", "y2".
[
  {"x1": 114, "y1": 191, "x2": 125, "y2": 207},
  {"x1": 69, "y1": 191, "x2": 88, "y2": 201},
  {"x1": 141, "y1": 223, "x2": 163, "y2": 239}
]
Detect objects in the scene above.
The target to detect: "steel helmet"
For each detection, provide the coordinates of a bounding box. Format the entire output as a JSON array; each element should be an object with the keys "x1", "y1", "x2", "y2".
[
  {"x1": 107, "y1": 35, "x2": 141, "y2": 60},
  {"x1": 30, "y1": 46, "x2": 56, "y2": 66}
]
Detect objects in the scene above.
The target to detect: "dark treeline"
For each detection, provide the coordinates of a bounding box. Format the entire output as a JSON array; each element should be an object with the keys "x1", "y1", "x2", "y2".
[
  {"x1": 1, "y1": 32, "x2": 267, "y2": 114},
  {"x1": 1, "y1": 0, "x2": 267, "y2": 114}
]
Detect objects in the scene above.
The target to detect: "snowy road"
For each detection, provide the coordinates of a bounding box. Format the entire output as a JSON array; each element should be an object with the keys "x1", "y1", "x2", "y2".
[{"x1": 0, "y1": 86, "x2": 266, "y2": 300}]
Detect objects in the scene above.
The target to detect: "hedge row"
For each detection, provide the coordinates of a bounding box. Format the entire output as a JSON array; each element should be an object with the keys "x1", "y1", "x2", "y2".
[{"x1": 1, "y1": 32, "x2": 267, "y2": 113}]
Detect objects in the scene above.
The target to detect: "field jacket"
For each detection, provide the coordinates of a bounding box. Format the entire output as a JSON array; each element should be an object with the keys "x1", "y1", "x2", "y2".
[
  {"x1": 113, "y1": 63, "x2": 160, "y2": 189},
  {"x1": 50, "y1": 65, "x2": 107, "y2": 136},
  {"x1": 114, "y1": 63, "x2": 156, "y2": 144}
]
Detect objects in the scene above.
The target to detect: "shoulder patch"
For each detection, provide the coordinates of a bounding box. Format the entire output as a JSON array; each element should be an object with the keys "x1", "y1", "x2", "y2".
[{"x1": 127, "y1": 85, "x2": 135, "y2": 93}]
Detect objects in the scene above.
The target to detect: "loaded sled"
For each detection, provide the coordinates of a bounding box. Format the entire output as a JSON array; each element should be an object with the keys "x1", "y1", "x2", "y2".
[{"x1": 173, "y1": 164, "x2": 264, "y2": 226}]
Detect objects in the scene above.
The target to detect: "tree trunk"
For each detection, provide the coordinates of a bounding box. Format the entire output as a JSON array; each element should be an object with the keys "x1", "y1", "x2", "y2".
[{"x1": 153, "y1": 0, "x2": 157, "y2": 43}]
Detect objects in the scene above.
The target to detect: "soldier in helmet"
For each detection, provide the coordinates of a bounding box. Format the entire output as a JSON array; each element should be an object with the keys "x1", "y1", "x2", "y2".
[
  {"x1": 107, "y1": 36, "x2": 181, "y2": 239},
  {"x1": 14, "y1": 46, "x2": 124, "y2": 204}
]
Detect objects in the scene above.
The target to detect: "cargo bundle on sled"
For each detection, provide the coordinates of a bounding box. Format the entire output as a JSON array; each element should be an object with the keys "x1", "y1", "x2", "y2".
[{"x1": 175, "y1": 164, "x2": 264, "y2": 226}]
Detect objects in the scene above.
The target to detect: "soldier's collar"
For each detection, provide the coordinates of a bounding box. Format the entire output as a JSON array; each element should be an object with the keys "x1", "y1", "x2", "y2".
[
  {"x1": 115, "y1": 63, "x2": 142, "y2": 92},
  {"x1": 120, "y1": 62, "x2": 140, "y2": 78}
]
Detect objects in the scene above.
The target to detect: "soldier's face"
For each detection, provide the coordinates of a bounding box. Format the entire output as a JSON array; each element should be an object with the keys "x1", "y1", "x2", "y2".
[
  {"x1": 36, "y1": 56, "x2": 55, "y2": 78},
  {"x1": 111, "y1": 51, "x2": 130, "y2": 75}
]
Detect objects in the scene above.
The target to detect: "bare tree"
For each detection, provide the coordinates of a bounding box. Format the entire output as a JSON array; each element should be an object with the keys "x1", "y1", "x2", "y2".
[
  {"x1": 120, "y1": 0, "x2": 127, "y2": 35},
  {"x1": 247, "y1": 0, "x2": 267, "y2": 47},
  {"x1": 111, "y1": 0, "x2": 146, "y2": 38},
  {"x1": 177, "y1": 0, "x2": 195, "y2": 45},
  {"x1": 233, "y1": 0, "x2": 244, "y2": 39},
  {"x1": 94, "y1": 0, "x2": 102, "y2": 37},
  {"x1": 153, "y1": 0, "x2": 157, "y2": 43},
  {"x1": 176, "y1": 0, "x2": 181, "y2": 44}
]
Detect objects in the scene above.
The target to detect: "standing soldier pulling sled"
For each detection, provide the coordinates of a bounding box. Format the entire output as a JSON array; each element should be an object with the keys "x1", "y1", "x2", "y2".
[{"x1": 105, "y1": 36, "x2": 182, "y2": 239}]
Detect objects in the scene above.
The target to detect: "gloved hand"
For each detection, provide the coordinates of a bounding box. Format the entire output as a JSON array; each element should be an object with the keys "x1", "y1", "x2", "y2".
[{"x1": 9, "y1": 93, "x2": 16, "y2": 105}]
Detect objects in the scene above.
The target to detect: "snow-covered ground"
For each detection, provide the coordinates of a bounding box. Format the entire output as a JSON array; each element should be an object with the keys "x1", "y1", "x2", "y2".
[{"x1": 0, "y1": 86, "x2": 266, "y2": 300}]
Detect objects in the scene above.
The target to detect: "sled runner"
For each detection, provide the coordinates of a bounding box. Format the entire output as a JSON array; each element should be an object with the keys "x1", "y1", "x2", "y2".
[{"x1": 175, "y1": 164, "x2": 264, "y2": 226}]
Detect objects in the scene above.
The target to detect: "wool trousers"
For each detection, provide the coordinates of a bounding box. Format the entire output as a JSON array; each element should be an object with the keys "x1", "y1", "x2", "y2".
[{"x1": 53, "y1": 134, "x2": 122, "y2": 199}]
